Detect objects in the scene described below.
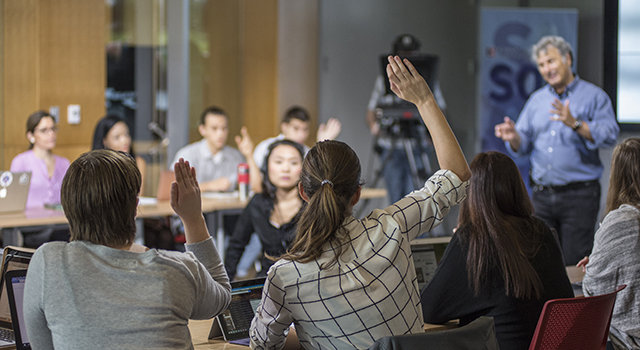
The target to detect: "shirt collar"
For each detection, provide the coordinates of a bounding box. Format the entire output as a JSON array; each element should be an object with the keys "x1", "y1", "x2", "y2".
[
  {"x1": 548, "y1": 74, "x2": 580, "y2": 99},
  {"x1": 197, "y1": 139, "x2": 225, "y2": 162}
]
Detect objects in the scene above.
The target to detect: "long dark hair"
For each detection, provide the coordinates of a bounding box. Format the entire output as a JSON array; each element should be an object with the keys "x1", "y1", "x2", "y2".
[
  {"x1": 457, "y1": 151, "x2": 544, "y2": 299},
  {"x1": 280, "y1": 140, "x2": 363, "y2": 267},
  {"x1": 92, "y1": 115, "x2": 133, "y2": 154},
  {"x1": 260, "y1": 139, "x2": 306, "y2": 202},
  {"x1": 605, "y1": 138, "x2": 640, "y2": 215}
]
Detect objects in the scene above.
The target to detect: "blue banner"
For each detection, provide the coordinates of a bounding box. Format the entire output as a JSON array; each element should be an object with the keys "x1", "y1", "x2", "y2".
[{"x1": 479, "y1": 8, "x2": 578, "y2": 191}]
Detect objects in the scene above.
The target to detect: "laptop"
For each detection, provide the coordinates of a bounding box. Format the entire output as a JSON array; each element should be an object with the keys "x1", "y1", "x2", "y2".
[
  {"x1": 410, "y1": 236, "x2": 451, "y2": 290},
  {"x1": 5, "y1": 270, "x2": 29, "y2": 350},
  {"x1": 0, "y1": 247, "x2": 34, "y2": 349},
  {"x1": 0, "y1": 172, "x2": 31, "y2": 214},
  {"x1": 208, "y1": 277, "x2": 266, "y2": 342}
]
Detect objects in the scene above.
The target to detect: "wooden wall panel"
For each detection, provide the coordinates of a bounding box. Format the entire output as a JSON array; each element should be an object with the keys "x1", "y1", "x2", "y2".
[
  {"x1": 194, "y1": 0, "x2": 243, "y2": 143},
  {"x1": 3, "y1": 0, "x2": 38, "y2": 169},
  {"x1": 38, "y1": 0, "x2": 105, "y2": 161},
  {"x1": 1, "y1": 0, "x2": 105, "y2": 168},
  {"x1": 242, "y1": 0, "x2": 279, "y2": 145}
]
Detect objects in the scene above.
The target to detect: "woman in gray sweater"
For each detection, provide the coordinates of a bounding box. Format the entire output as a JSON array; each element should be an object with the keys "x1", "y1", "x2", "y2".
[
  {"x1": 581, "y1": 138, "x2": 640, "y2": 350},
  {"x1": 24, "y1": 150, "x2": 231, "y2": 350}
]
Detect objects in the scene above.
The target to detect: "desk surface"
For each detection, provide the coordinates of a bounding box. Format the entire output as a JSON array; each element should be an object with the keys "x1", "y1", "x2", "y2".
[
  {"x1": 189, "y1": 266, "x2": 584, "y2": 348},
  {"x1": 0, "y1": 188, "x2": 388, "y2": 228}
]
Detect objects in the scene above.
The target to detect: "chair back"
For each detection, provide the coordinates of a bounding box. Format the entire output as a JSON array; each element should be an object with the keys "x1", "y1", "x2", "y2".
[
  {"x1": 368, "y1": 316, "x2": 499, "y2": 350},
  {"x1": 528, "y1": 284, "x2": 626, "y2": 350}
]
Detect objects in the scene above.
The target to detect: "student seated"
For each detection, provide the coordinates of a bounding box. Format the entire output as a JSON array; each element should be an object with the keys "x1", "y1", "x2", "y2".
[
  {"x1": 8, "y1": 110, "x2": 70, "y2": 247},
  {"x1": 249, "y1": 56, "x2": 470, "y2": 350},
  {"x1": 172, "y1": 106, "x2": 246, "y2": 192},
  {"x1": 251, "y1": 106, "x2": 341, "y2": 192},
  {"x1": 225, "y1": 140, "x2": 305, "y2": 280},
  {"x1": 421, "y1": 151, "x2": 573, "y2": 350},
  {"x1": 580, "y1": 138, "x2": 640, "y2": 350},
  {"x1": 24, "y1": 150, "x2": 231, "y2": 349},
  {"x1": 92, "y1": 115, "x2": 147, "y2": 195}
]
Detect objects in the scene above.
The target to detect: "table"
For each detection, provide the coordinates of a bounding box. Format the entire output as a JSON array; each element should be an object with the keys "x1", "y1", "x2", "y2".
[{"x1": 0, "y1": 188, "x2": 388, "y2": 251}]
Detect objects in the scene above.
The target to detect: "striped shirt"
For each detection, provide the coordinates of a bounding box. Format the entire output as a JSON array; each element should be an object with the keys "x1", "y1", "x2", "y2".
[{"x1": 250, "y1": 170, "x2": 467, "y2": 349}]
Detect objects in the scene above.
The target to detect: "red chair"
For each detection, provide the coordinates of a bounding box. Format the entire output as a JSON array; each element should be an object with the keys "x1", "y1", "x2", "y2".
[{"x1": 529, "y1": 284, "x2": 626, "y2": 350}]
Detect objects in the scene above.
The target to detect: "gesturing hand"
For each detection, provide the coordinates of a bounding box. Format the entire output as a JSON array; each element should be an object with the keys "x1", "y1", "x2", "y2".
[
  {"x1": 171, "y1": 158, "x2": 202, "y2": 224},
  {"x1": 235, "y1": 127, "x2": 254, "y2": 159},
  {"x1": 494, "y1": 117, "x2": 517, "y2": 142},
  {"x1": 386, "y1": 55, "x2": 434, "y2": 106},
  {"x1": 550, "y1": 99, "x2": 576, "y2": 128}
]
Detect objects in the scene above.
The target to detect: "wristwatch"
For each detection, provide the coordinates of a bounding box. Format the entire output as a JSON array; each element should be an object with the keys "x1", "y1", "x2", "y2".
[{"x1": 572, "y1": 119, "x2": 582, "y2": 131}]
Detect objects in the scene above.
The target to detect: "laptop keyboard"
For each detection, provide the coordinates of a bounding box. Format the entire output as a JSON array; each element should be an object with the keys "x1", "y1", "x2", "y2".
[{"x1": 0, "y1": 328, "x2": 14, "y2": 343}]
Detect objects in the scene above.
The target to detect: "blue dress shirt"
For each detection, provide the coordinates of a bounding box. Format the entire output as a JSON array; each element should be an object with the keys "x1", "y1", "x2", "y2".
[{"x1": 507, "y1": 76, "x2": 619, "y2": 186}]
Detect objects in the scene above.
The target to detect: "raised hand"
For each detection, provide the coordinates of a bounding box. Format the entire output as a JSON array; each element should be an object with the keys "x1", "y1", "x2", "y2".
[
  {"x1": 235, "y1": 127, "x2": 254, "y2": 159},
  {"x1": 317, "y1": 118, "x2": 342, "y2": 141},
  {"x1": 171, "y1": 158, "x2": 202, "y2": 224},
  {"x1": 386, "y1": 55, "x2": 434, "y2": 106}
]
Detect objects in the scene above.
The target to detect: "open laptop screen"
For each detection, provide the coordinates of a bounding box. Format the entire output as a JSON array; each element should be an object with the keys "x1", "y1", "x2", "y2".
[
  {"x1": 213, "y1": 277, "x2": 266, "y2": 341},
  {"x1": 5, "y1": 270, "x2": 30, "y2": 350},
  {"x1": 411, "y1": 237, "x2": 451, "y2": 290}
]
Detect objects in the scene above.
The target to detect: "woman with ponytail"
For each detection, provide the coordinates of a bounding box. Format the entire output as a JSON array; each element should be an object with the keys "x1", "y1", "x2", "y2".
[
  {"x1": 421, "y1": 151, "x2": 573, "y2": 349},
  {"x1": 249, "y1": 56, "x2": 471, "y2": 350}
]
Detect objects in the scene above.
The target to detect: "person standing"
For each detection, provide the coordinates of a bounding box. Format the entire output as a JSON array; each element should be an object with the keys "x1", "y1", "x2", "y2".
[{"x1": 495, "y1": 35, "x2": 619, "y2": 265}]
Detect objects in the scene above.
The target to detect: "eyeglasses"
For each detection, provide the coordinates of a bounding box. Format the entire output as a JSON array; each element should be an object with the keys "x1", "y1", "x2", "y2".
[{"x1": 34, "y1": 126, "x2": 59, "y2": 134}]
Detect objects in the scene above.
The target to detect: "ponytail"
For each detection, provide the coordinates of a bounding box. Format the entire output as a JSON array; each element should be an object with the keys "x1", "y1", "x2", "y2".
[{"x1": 280, "y1": 140, "x2": 362, "y2": 268}]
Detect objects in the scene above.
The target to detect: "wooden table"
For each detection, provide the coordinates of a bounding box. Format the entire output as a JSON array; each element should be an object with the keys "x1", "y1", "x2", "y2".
[
  {"x1": 0, "y1": 188, "x2": 388, "y2": 251},
  {"x1": 189, "y1": 319, "x2": 247, "y2": 350}
]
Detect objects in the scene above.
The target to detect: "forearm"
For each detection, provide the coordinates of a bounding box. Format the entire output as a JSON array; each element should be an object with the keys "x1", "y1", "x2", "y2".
[
  {"x1": 182, "y1": 214, "x2": 211, "y2": 244},
  {"x1": 366, "y1": 110, "x2": 377, "y2": 131},
  {"x1": 416, "y1": 100, "x2": 470, "y2": 181},
  {"x1": 576, "y1": 122, "x2": 594, "y2": 142},
  {"x1": 247, "y1": 158, "x2": 263, "y2": 193},
  {"x1": 508, "y1": 134, "x2": 521, "y2": 152},
  {"x1": 187, "y1": 237, "x2": 232, "y2": 318}
]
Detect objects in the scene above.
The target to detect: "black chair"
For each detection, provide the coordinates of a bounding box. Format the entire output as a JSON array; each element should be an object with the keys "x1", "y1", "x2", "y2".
[{"x1": 368, "y1": 316, "x2": 499, "y2": 350}]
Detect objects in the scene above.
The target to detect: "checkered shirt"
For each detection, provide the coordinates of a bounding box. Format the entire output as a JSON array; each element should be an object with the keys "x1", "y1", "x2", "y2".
[{"x1": 249, "y1": 170, "x2": 468, "y2": 349}]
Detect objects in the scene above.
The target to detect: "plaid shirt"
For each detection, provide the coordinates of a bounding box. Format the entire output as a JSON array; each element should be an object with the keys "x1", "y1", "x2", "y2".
[{"x1": 250, "y1": 170, "x2": 468, "y2": 349}]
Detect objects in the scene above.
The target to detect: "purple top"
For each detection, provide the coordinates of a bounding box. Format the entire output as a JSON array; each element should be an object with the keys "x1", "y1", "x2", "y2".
[{"x1": 10, "y1": 150, "x2": 70, "y2": 208}]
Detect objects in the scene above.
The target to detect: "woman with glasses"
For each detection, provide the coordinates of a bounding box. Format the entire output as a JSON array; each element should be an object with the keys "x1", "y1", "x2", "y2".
[{"x1": 8, "y1": 110, "x2": 70, "y2": 246}]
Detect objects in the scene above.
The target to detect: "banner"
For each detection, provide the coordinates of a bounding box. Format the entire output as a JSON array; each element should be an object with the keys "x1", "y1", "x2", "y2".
[{"x1": 478, "y1": 8, "x2": 578, "y2": 192}]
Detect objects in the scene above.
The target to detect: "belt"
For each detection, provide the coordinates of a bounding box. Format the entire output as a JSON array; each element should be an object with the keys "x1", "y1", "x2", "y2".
[{"x1": 532, "y1": 180, "x2": 599, "y2": 193}]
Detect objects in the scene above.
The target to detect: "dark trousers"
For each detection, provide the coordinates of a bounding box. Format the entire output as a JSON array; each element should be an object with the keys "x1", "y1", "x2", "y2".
[{"x1": 532, "y1": 180, "x2": 600, "y2": 265}]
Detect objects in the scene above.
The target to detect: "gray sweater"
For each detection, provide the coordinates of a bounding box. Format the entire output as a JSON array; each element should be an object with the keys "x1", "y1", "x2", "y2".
[
  {"x1": 24, "y1": 237, "x2": 231, "y2": 350},
  {"x1": 583, "y1": 204, "x2": 640, "y2": 350}
]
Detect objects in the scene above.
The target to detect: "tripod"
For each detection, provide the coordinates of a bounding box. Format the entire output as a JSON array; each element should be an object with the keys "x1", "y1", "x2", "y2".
[{"x1": 364, "y1": 108, "x2": 445, "y2": 236}]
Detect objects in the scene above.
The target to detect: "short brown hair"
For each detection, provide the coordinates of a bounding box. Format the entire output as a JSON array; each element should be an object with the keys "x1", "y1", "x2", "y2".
[
  {"x1": 199, "y1": 106, "x2": 227, "y2": 125},
  {"x1": 61, "y1": 149, "x2": 141, "y2": 247}
]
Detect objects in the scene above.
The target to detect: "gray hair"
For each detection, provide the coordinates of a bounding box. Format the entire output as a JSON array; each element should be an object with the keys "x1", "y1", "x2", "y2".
[{"x1": 531, "y1": 36, "x2": 574, "y2": 63}]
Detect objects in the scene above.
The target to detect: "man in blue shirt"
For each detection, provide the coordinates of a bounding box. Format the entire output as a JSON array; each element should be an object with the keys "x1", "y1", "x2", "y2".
[{"x1": 495, "y1": 36, "x2": 619, "y2": 265}]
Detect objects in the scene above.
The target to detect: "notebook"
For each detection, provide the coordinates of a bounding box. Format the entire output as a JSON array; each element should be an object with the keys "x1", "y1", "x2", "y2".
[
  {"x1": 410, "y1": 236, "x2": 451, "y2": 290},
  {"x1": 0, "y1": 247, "x2": 34, "y2": 349},
  {"x1": 5, "y1": 270, "x2": 29, "y2": 350},
  {"x1": 0, "y1": 172, "x2": 31, "y2": 214},
  {"x1": 208, "y1": 277, "x2": 266, "y2": 341}
]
